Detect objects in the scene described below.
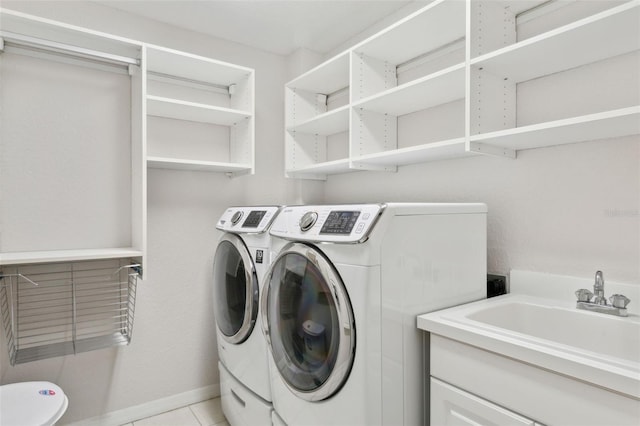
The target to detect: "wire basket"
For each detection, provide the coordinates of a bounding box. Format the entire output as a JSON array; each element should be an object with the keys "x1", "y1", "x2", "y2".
[{"x1": 0, "y1": 258, "x2": 140, "y2": 365}]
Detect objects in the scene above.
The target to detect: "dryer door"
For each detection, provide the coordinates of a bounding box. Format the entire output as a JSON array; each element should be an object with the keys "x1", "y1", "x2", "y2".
[
  {"x1": 213, "y1": 233, "x2": 259, "y2": 344},
  {"x1": 262, "y1": 242, "x2": 355, "y2": 401}
]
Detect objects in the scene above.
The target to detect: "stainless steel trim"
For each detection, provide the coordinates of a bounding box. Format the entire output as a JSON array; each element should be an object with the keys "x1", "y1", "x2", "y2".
[
  {"x1": 214, "y1": 233, "x2": 259, "y2": 344},
  {"x1": 261, "y1": 242, "x2": 355, "y2": 401},
  {"x1": 576, "y1": 301, "x2": 628, "y2": 317},
  {"x1": 299, "y1": 211, "x2": 318, "y2": 232}
]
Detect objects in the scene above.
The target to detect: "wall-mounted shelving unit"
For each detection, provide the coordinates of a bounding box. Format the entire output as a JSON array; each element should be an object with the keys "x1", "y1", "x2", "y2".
[
  {"x1": 285, "y1": 51, "x2": 351, "y2": 179},
  {"x1": 145, "y1": 45, "x2": 255, "y2": 176},
  {"x1": 284, "y1": 0, "x2": 640, "y2": 180},
  {"x1": 0, "y1": 8, "x2": 257, "y2": 278},
  {"x1": 0, "y1": 8, "x2": 147, "y2": 362},
  {"x1": 0, "y1": 7, "x2": 256, "y2": 362},
  {"x1": 0, "y1": 8, "x2": 146, "y2": 270},
  {"x1": 468, "y1": 0, "x2": 640, "y2": 154}
]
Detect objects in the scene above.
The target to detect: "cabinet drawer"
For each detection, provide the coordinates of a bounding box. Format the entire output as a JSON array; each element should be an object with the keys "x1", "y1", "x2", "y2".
[
  {"x1": 219, "y1": 361, "x2": 272, "y2": 426},
  {"x1": 431, "y1": 378, "x2": 535, "y2": 426}
]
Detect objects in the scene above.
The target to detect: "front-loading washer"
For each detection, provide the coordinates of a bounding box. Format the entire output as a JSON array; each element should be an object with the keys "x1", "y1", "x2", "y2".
[
  {"x1": 213, "y1": 206, "x2": 281, "y2": 426},
  {"x1": 261, "y1": 203, "x2": 487, "y2": 426}
]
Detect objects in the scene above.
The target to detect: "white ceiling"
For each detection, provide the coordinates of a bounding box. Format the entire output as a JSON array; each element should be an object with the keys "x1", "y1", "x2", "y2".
[{"x1": 95, "y1": 0, "x2": 413, "y2": 56}]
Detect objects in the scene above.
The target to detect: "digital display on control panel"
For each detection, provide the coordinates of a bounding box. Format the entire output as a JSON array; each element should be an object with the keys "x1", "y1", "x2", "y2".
[
  {"x1": 242, "y1": 210, "x2": 266, "y2": 228},
  {"x1": 320, "y1": 211, "x2": 360, "y2": 235}
]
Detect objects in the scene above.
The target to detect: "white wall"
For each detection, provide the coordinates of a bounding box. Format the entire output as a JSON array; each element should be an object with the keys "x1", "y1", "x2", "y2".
[
  {"x1": 323, "y1": 138, "x2": 640, "y2": 283},
  {"x1": 0, "y1": 1, "x2": 318, "y2": 423}
]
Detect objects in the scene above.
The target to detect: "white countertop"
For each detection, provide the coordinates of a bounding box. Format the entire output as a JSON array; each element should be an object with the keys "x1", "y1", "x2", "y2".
[{"x1": 418, "y1": 293, "x2": 640, "y2": 399}]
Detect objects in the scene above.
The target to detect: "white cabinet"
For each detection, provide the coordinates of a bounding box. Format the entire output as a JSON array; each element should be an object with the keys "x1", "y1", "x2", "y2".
[
  {"x1": 431, "y1": 378, "x2": 536, "y2": 426},
  {"x1": 284, "y1": 0, "x2": 640, "y2": 179},
  {"x1": 429, "y1": 334, "x2": 640, "y2": 426},
  {"x1": 145, "y1": 45, "x2": 255, "y2": 175}
]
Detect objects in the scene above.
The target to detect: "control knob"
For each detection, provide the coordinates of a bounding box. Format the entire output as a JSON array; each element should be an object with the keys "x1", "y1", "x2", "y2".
[
  {"x1": 299, "y1": 211, "x2": 318, "y2": 232},
  {"x1": 231, "y1": 211, "x2": 244, "y2": 225}
]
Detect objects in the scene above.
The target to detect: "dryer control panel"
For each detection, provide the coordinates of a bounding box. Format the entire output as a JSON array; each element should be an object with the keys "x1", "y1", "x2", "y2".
[
  {"x1": 270, "y1": 204, "x2": 384, "y2": 243},
  {"x1": 216, "y1": 206, "x2": 281, "y2": 234}
]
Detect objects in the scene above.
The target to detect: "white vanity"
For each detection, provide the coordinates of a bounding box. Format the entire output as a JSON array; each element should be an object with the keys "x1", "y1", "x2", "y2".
[{"x1": 418, "y1": 270, "x2": 640, "y2": 425}]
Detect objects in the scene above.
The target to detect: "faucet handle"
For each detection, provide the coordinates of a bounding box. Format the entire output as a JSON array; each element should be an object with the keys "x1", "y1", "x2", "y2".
[
  {"x1": 575, "y1": 289, "x2": 593, "y2": 302},
  {"x1": 609, "y1": 294, "x2": 630, "y2": 309}
]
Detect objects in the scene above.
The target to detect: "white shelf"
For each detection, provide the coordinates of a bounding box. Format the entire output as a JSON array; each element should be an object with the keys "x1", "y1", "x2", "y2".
[
  {"x1": 353, "y1": 63, "x2": 465, "y2": 116},
  {"x1": 471, "y1": 1, "x2": 640, "y2": 82},
  {"x1": 147, "y1": 95, "x2": 251, "y2": 125},
  {"x1": 286, "y1": 159, "x2": 352, "y2": 178},
  {"x1": 286, "y1": 105, "x2": 349, "y2": 136},
  {"x1": 0, "y1": 248, "x2": 144, "y2": 266},
  {"x1": 146, "y1": 44, "x2": 252, "y2": 86},
  {"x1": 145, "y1": 44, "x2": 255, "y2": 176},
  {"x1": 353, "y1": 0, "x2": 466, "y2": 65},
  {"x1": 470, "y1": 107, "x2": 640, "y2": 151},
  {"x1": 147, "y1": 156, "x2": 252, "y2": 173},
  {"x1": 286, "y1": 51, "x2": 349, "y2": 94},
  {"x1": 353, "y1": 138, "x2": 470, "y2": 167}
]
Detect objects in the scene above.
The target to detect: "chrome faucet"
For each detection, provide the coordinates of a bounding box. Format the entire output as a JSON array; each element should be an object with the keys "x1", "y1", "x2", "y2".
[
  {"x1": 575, "y1": 270, "x2": 630, "y2": 317},
  {"x1": 593, "y1": 270, "x2": 606, "y2": 305}
]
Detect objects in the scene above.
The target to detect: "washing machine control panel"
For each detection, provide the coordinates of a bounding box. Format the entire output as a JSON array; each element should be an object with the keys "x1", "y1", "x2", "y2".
[
  {"x1": 270, "y1": 204, "x2": 384, "y2": 243},
  {"x1": 216, "y1": 206, "x2": 281, "y2": 233}
]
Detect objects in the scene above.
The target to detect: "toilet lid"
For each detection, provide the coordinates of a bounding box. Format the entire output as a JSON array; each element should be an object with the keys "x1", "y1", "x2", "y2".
[{"x1": 0, "y1": 381, "x2": 69, "y2": 426}]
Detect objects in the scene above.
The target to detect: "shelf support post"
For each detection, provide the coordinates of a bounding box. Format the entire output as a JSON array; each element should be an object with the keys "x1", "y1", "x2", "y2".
[{"x1": 468, "y1": 141, "x2": 516, "y2": 159}]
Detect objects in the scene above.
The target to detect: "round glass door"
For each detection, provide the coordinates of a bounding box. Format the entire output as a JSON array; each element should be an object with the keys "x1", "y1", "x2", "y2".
[
  {"x1": 213, "y1": 233, "x2": 259, "y2": 344},
  {"x1": 262, "y1": 243, "x2": 355, "y2": 401}
]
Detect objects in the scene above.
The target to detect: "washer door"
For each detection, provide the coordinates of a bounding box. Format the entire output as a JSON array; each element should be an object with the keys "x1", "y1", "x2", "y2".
[
  {"x1": 261, "y1": 242, "x2": 355, "y2": 401},
  {"x1": 213, "y1": 233, "x2": 259, "y2": 344}
]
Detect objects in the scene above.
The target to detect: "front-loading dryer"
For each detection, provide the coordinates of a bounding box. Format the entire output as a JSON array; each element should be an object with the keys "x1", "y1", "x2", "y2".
[
  {"x1": 261, "y1": 203, "x2": 487, "y2": 426},
  {"x1": 213, "y1": 206, "x2": 281, "y2": 426}
]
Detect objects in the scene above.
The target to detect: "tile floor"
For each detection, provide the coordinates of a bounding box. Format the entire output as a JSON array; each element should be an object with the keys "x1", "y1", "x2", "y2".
[{"x1": 121, "y1": 397, "x2": 228, "y2": 426}]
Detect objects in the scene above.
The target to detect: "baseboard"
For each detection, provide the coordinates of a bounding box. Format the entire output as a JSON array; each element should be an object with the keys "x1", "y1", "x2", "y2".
[{"x1": 63, "y1": 384, "x2": 221, "y2": 426}]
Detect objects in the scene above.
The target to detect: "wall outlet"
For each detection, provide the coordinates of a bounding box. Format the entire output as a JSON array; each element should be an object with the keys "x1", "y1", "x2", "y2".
[{"x1": 487, "y1": 274, "x2": 508, "y2": 298}]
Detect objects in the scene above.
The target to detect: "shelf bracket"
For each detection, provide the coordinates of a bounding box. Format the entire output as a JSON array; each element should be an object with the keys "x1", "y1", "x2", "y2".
[
  {"x1": 316, "y1": 93, "x2": 328, "y2": 106},
  {"x1": 468, "y1": 142, "x2": 516, "y2": 159},
  {"x1": 350, "y1": 160, "x2": 397, "y2": 173}
]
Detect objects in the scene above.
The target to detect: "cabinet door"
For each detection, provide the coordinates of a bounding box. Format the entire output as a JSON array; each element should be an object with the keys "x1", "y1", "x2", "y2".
[{"x1": 431, "y1": 378, "x2": 535, "y2": 426}]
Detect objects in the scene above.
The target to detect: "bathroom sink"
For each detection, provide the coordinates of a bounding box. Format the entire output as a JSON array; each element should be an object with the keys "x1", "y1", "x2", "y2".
[
  {"x1": 418, "y1": 294, "x2": 640, "y2": 398},
  {"x1": 467, "y1": 301, "x2": 640, "y2": 363}
]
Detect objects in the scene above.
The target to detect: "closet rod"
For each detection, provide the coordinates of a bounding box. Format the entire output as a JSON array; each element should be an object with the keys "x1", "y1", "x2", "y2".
[
  {"x1": 147, "y1": 70, "x2": 230, "y2": 94},
  {"x1": 396, "y1": 37, "x2": 465, "y2": 75},
  {"x1": 0, "y1": 31, "x2": 139, "y2": 66},
  {"x1": 516, "y1": 0, "x2": 573, "y2": 25}
]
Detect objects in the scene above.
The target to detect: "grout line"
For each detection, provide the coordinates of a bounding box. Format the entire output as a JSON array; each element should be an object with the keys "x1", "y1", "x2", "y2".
[{"x1": 187, "y1": 404, "x2": 204, "y2": 426}]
